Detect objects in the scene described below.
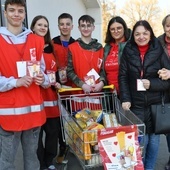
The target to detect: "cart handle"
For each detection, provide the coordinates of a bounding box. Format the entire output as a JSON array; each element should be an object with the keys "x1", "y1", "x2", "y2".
[{"x1": 58, "y1": 84, "x2": 114, "y2": 92}]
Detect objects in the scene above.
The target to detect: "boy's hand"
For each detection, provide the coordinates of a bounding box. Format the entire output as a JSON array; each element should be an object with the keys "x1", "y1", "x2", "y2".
[{"x1": 16, "y1": 76, "x2": 33, "y2": 88}]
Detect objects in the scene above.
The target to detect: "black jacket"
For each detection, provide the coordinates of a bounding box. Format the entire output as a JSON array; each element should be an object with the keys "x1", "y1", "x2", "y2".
[
  {"x1": 119, "y1": 38, "x2": 170, "y2": 133},
  {"x1": 158, "y1": 33, "x2": 170, "y2": 57}
]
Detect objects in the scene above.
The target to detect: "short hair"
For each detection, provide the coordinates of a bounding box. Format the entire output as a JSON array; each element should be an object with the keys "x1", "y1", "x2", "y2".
[
  {"x1": 4, "y1": 0, "x2": 26, "y2": 10},
  {"x1": 130, "y1": 20, "x2": 155, "y2": 45},
  {"x1": 58, "y1": 13, "x2": 73, "y2": 23},
  {"x1": 30, "y1": 15, "x2": 51, "y2": 44},
  {"x1": 105, "y1": 16, "x2": 129, "y2": 43},
  {"x1": 162, "y1": 14, "x2": 170, "y2": 27},
  {"x1": 78, "y1": 15, "x2": 95, "y2": 25}
]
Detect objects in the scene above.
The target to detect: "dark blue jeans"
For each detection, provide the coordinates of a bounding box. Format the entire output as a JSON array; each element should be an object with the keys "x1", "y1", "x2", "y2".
[{"x1": 143, "y1": 134, "x2": 160, "y2": 170}]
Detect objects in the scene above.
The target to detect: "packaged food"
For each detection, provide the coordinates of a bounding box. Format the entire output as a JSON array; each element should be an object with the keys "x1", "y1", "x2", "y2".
[
  {"x1": 75, "y1": 108, "x2": 94, "y2": 124},
  {"x1": 91, "y1": 110, "x2": 103, "y2": 123},
  {"x1": 73, "y1": 131, "x2": 92, "y2": 160},
  {"x1": 103, "y1": 113, "x2": 118, "y2": 128},
  {"x1": 85, "y1": 122, "x2": 105, "y2": 146}
]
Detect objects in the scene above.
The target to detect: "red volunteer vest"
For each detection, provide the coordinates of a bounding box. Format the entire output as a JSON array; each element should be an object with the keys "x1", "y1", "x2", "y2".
[
  {"x1": 69, "y1": 42, "x2": 103, "y2": 87},
  {"x1": 52, "y1": 42, "x2": 72, "y2": 96},
  {"x1": 0, "y1": 33, "x2": 46, "y2": 131},
  {"x1": 41, "y1": 51, "x2": 60, "y2": 118}
]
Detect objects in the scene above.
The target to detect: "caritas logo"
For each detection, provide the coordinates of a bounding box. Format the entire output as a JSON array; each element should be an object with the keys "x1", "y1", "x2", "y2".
[{"x1": 30, "y1": 48, "x2": 36, "y2": 61}]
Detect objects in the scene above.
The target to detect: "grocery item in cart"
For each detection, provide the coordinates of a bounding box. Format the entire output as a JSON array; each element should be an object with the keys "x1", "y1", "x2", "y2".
[
  {"x1": 103, "y1": 113, "x2": 118, "y2": 128},
  {"x1": 91, "y1": 110, "x2": 103, "y2": 123},
  {"x1": 75, "y1": 108, "x2": 94, "y2": 124},
  {"x1": 85, "y1": 122, "x2": 105, "y2": 146}
]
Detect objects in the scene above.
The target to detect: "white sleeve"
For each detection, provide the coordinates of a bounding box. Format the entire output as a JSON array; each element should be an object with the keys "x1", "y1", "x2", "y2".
[
  {"x1": 0, "y1": 76, "x2": 17, "y2": 92},
  {"x1": 40, "y1": 54, "x2": 50, "y2": 87}
]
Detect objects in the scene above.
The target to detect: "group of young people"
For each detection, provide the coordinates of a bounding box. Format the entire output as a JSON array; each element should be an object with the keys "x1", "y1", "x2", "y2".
[{"x1": 1, "y1": 0, "x2": 170, "y2": 170}]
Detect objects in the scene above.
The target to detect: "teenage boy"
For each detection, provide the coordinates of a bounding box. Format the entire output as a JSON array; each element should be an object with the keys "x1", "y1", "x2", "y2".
[
  {"x1": 52, "y1": 13, "x2": 75, "y2": 85},
  {"x1": 67, "y1": 15, "x2": 105, "y2": 93},
  {"x1": 0, "y1": 0, "x2": 49, "y2": 170},
  {"x1": 52, "y1": 13, "x2": 75, "y2": 163}
]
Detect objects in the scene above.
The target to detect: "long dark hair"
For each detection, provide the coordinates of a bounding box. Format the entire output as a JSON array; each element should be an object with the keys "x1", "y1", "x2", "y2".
[
  {"x1": 130, "y1": 20, "x2": 155, "y2": 45},
  {"x1": 30, "y1": 15, "x2": 51, "y2": 44},
  {"x1": 105, "y1": 16, "x2": 129, "y2": 43}
]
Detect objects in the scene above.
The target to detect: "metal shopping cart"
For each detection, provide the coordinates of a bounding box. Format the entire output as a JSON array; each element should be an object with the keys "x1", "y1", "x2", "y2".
[{"x1": 57, "y1": 85, "x2": 145, "y2": 170}]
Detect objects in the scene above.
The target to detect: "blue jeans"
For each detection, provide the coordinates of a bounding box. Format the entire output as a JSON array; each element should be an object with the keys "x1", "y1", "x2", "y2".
[
  {"x1": 0, "y1": 126, "x2": 40, "y2": 170},
  {"x1": 143, "y1": 133, "x2": 160, "y2": 170}
]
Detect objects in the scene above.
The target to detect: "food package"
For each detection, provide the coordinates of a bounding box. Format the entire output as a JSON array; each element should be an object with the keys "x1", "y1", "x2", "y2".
[
  {"x1": 76, "y1": 119, "x2": 87, "y2": 129},
  {"x1": 91, "y1": 110, "x2": 103, "y2": 123},
  {"x1": 73, "y1": 131, "x2": 92, "y2": 160},
  {"x1": 85, "y1": 122, "x2": 105, "y2": 146},
  {"x1": 103, "y1": 113, "x2": 118, "y2": 128},
  {"x1": 75, "y1": 108, "x2": 94, "y2": 124}
]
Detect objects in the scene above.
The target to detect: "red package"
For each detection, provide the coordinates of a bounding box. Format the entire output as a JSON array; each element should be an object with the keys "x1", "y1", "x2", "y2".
[{"x1": 98, "y1": 125, "x2": 144, "y2": 170}]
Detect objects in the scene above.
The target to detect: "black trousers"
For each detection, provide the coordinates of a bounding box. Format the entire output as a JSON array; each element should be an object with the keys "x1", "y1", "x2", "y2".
[{"x1": 37, "y1": 117, "x2": 60, "y2": 168}]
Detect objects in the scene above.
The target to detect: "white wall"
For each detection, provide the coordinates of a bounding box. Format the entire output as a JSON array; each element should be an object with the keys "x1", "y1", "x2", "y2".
[{"x1": 26, "y1": 0, "x2": 102, "y2": 43}]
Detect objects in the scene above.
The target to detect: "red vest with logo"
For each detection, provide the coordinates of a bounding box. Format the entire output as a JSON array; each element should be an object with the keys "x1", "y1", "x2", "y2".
[
  {"x1": 0, "y1": 33, "x2": 46, "y2": 131},
  {"x1": 41, "y1": 48, "x2": 60, "y2": 118},
  {"x1": 69, "y1": 42, "x2": 103, "y2": 87}
]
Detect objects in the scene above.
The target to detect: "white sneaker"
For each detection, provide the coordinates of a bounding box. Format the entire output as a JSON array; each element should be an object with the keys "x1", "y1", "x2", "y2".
[{"x1": 48, "y1": 165, "x2": 57, "y2": 170}]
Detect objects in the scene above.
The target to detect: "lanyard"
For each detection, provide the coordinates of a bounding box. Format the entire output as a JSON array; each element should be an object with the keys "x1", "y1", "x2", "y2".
[
  {"x1": 77, "y1": 42, "x2": 94, "y2": 68},
  {"x1": 140, "y1": 54, "x2": 144, "y2": 78},
  {"x1": 7, "y1": 36, "x2": 27, "y2": 61}
]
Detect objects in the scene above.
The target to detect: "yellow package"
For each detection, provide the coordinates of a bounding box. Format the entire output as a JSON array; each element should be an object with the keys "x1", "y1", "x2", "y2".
[
  {"x1": 85, "y1": 122, "x2": 105, "y2": 146},
  {"x1": 91, "y1": 110, "x2": 103, "y2": 123},
  {"x1": 75, "y1": 108, "x2": 94, "y2": 123}
]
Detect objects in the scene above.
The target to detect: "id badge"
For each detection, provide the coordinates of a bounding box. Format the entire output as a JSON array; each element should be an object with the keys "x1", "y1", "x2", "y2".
[
  {"x1": 137, "y1": 79, "x2": 146, "y2": 91},
  {"x1": 16, "y1": 61, "x2": 26, "y2": 77},
  {"x1": 27, "y1": 61, "x2": 40, "y2": 77},
  {"x1": 87, "y1": 68, "x2": 100, "y2": 81},
  {"x1": 58, "y1": 67, "x2": 67, "y2": 82},
  {"x1": 47, "y1": 70, "x2": 56, "y2": 85},
  {"x1": 84, "y1": 75, "x2": 95, "y2": 85}
]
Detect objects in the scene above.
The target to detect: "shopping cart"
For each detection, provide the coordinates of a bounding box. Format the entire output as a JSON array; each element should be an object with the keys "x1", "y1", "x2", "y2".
[{"x1": 57, "y1": 86, "x2": 145, "y2": 170}]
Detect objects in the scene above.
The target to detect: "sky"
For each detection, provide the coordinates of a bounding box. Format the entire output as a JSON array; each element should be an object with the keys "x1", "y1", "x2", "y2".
[{"x1": 114, "y1": 0, "x2": 170, "y2": 13}]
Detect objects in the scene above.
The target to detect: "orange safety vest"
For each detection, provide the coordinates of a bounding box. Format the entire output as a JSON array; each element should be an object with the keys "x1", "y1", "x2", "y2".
[
  {"x1": 41, "y1": 48, "x2": 60, "y2": 118},
  {"x1": 0, "y1": 33, "x2": 46, "y2": 131}
]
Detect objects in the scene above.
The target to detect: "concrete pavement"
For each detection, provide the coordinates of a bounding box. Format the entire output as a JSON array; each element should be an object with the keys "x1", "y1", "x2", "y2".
[{"x1": 14, "y1": 134, "x2": 169, "y2": 170}]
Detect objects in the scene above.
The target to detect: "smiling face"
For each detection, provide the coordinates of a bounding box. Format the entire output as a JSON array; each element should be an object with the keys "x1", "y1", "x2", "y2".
[
  {"x1": 4, "y1": 3, "x2": 25, "y2": 28},
  {"x1": 78, "y1": 20, "x2": 95, "y2": 38},
  {"x1": 32, "y1": 18, "x2": 48, "y2": 37},
  {"x1": 134, "y1": 25, "x2": 151, "y2": 46},
  {"x1": 58, "y1": 18, "x2": 73, "y2": 37},
  {"x1": 109, "y1": 22, "x2": 125, "y2": 43},
  {"x1": 164, "y1": 16, "x2": 170, "y2": 39}
]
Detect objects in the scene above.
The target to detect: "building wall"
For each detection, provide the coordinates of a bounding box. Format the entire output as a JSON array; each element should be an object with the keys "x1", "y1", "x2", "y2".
[{"x1": 26, "y1": 0, "x2": 102, "y2": 42}]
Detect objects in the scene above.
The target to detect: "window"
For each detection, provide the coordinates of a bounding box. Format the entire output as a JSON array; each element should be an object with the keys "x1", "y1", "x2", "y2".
[
  {"x1": 0, "y1": 0, "x2": 6, "y2": 26},
  {"x1": 0, "y1": 0, "x2": 28, "y2": 27}
]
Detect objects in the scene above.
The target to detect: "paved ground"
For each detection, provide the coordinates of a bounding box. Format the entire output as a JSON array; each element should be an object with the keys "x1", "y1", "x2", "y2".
[{"x1": 14, "y1": 134, "x2": 169, "y2": 170}]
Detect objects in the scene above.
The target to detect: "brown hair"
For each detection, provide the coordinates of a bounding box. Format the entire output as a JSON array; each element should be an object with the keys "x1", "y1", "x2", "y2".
[
  {"x1": 4, "y1": 0, "x2": 26, "y2": 10},
  {"x1": 30, "y1": 15, "x2": 51, "y2": 44}
]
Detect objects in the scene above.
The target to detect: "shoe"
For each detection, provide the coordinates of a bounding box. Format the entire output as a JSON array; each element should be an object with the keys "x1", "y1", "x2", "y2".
[
  {"x1": 56, "y1": 145, "x2": 69, "y2": 163},
  {"x1": 165, "y1": 159, "x2": 170, "y2": 170},
  {"x1": 48, "y1": 165, "x2": 57, "y2": 170}
]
